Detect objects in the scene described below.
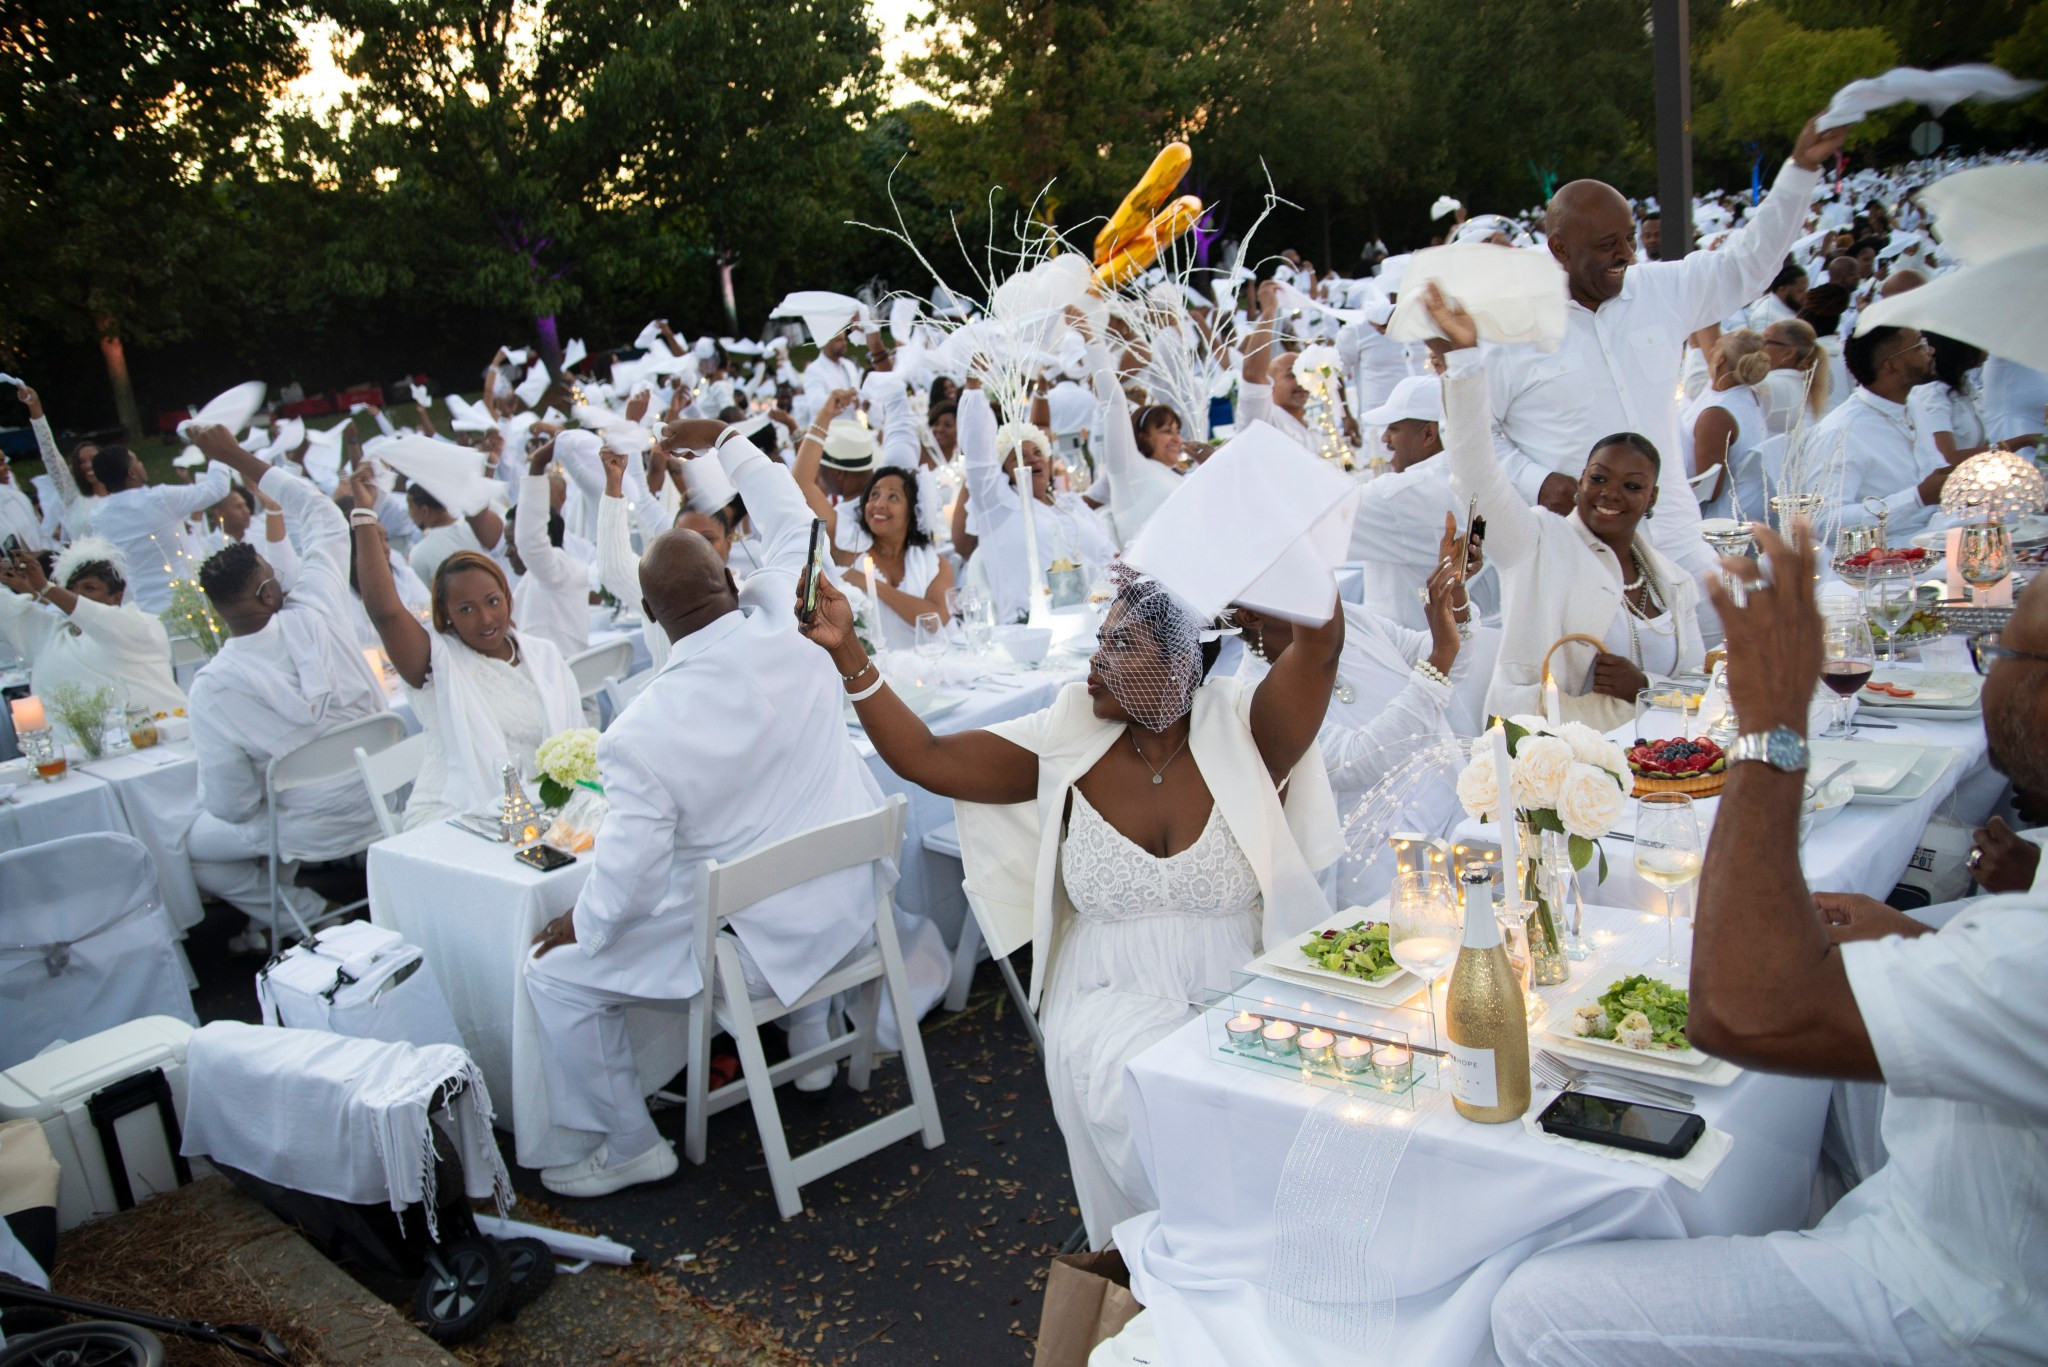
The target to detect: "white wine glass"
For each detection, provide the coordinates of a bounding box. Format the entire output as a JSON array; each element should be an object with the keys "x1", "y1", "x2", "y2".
[
  {"x1": 1388, "y1": 870, "x2": 1461, "y2": 1045},
  {"x1": 1958, "y1": 522, "x2": 2014, "y2": 597},
  {"x1": 1634, "y1": 793, "x2": 1703, "y2": 968},
  {"x1": 914, "y1": 612, "x2": 946, "y2": 663},
  {"x1": 1819, "y1": 608, "x2": 1876, "y2": 740},
  {"x1": 1861, "y1": 561, "x2": 1918, "y2": 662}
]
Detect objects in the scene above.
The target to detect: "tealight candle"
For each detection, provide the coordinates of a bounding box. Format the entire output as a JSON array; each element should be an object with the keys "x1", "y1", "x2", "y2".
[
  {"x1": 1371, "y1": 1043, "x2": 1413, "y2": 1084},
  {"x1": 1225, "y1": 1011, "x2": 1262, "y2": 1047},
  {"x1": 1334, "y1": 1037, "x2": 1372, "y2": 1074},
  {"x1": 1296, "y1": 1028, "x2": 1335, "y2": 1065},
  {"x1": 1260, "y1": 1020, "x2": 1299, "y2": 1057}
]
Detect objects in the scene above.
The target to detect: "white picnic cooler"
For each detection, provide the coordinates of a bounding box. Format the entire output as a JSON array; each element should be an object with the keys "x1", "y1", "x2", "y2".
[
  {"x1": 0, "y1": 1016, "x2": 195, "y2": 1231},
  {"x1": 255, "y1": 920, "x2": 463, "y2": 1050}
]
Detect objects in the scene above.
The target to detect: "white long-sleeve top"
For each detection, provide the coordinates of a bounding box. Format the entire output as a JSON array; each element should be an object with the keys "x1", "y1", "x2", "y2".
[
  {"x1": 958, "y1": 387, "x2": 1116, "y2": 624},
  {"x1": 0, "y1": 590, "x2": 187, "y2": 722},
  {"x1": 570, "y1": 434, "x2": 887, "y2": 1006},
  {"x1": 28, "y1": 415, "x2": 95, "y2": 540},
  {"x1": 800, "y1": 354, "x2": 863, "y2": 426},
  {"x1": 1485, "y1": 158, "x2": 1820, "y2": 586},
  {"x1": 0, "y1": 478, "x2": 43, "y2": 553},
  {"x1": 1808, "y1": 388, "x2": 1943, "y2": 535},
  {"x1": 95, "y1": 463, "x2": 232, "y2": 612},
  {"x1": 1336, "y1": 320, "x2": 1415, "y2": 419},
  {"x1": 511, "y1": 473, "x2": 590, "y2": 655},
  {"x1": 1085, "y1": 340, "x2": 1181, "y2": 545},
  {"x1": 1344, "y1": 456, "x2": 1465, "y2": 632},
  {"x1": 1443, "y1": 349, "x2": 1703, "y2": 732},
  {"x1": 186, "y1": 465, "x2": 389, "y2": 861}
]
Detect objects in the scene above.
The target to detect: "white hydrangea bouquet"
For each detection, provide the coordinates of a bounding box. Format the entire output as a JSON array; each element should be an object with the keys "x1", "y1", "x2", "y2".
[
  {"x1": 1457, "y1": 716, "x2": 1630, "y2": 962},
  {"x1": 534, "y1": 727, "x2": 607, "y2": 850}
]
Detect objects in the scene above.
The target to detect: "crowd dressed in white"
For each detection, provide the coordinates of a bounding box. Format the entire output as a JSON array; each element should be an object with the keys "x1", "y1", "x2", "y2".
[{"x1": 4, "y1": 94, "x2": 2044, "y2": 1365}]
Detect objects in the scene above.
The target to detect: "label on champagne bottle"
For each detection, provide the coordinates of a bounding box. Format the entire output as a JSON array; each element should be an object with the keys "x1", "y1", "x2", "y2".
[{"x1": 1447, "y1": 1040, "x2": 1499, "y2": 1108}]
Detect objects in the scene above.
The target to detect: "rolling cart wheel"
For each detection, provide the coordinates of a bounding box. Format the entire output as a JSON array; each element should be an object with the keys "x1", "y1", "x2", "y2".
[
  {"x1": 412, "y1": 1236, "x2": 508, "y2": 1344},
  {"x1": 498, "y1": 1237, "x2": 556, "y2": 1313},
  {"x1": 0, "y1": 1321, "x2": 167, "y2": 1366}
]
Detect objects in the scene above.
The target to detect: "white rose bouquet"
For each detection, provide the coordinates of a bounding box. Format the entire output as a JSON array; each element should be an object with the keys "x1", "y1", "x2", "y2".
[
  {"x1": 1292, "y1": 343, "x2": 1343, "y2": 404},
  {"x1": 1459, "y1": 716, "x2": 1630, "y2": 962}
]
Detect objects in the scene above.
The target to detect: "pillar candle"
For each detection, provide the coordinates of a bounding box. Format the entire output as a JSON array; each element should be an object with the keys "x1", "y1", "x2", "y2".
[
  {"x1": 1014, "y1": 463, "x2": 1049, "y2": 626},
  {"x1": 1492, "y1": 722, "x2": 1524, "y2": 908},
  {"x1": 10, "y1": 696, "x2": 45, "y2": 733}
]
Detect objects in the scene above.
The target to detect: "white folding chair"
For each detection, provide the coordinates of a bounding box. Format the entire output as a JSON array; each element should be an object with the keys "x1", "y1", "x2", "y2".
[
  {"x1": 265, "y1": 711, "x2": 408, "y2": 943},
  {"x1": 682, "y1": 794, "x2": 944, "y2": 1218},
  {"x1": 566, "y1": 639, "x2": 634, "y2": 701},
  {"x1": 354, "y1": 731, "x2": 429, "y2": 840},
  {"x1": 925, "y1": 822, "x2": 1041, "y2": 1044},
  {"x1": 0, "y1": 832, "x2": 197, "y2": 1069},
  {"x1": 599, "y1": 669, "x2": 655, "y2": 730},
  {"x1": 169, "y1": 635, "x2": 209, "y2": 688}
]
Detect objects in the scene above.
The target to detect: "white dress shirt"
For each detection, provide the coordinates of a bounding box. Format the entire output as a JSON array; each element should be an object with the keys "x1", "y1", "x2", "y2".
[
  {"x1": 1344, "y1": 455, "x2": 1463, "y2": 631},
  {"x1": 568, "y1": 439, "x2": 889, "y2": 1006},
  {"x1": 186, "y1": 466, "x2": 389, "y2": 861},
  {"x1": 800, "y1": 354, "x2": 863, "y2": 426},
  {"x1": 1909, "y1": 378, "x2": 1985, "y2": 462},
  {"x1": 958, "y1": 388, "x2": 1116, "y2": 624},
  {"x1": 512, "y1": 474, "x2": 591, "y2": 655},
  {"x1": 1808, "y1": 388, "x2": 1942, "y2": 534},
  {"x1": 94, "y1": 464, "x2": 233, "y2": 612},
  {"x1": 1807, "y1": 897, "x2": 2048, "y2": 1364},
  {"x1": 1336, "y1": 321, "x2": 1415, "y2": 418},
  {"x1": 1982, "y1": 357, "x2": 2048, "y2": 443},
  {"x1": 1485, "y1": 159, "x2": 1820, "y2": 585},
  {"x1": 1234, "y1": 381, "x2": 1314, "y2": 450}
]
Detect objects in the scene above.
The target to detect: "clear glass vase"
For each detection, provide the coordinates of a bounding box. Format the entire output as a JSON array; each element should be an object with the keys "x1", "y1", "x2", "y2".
[{"x1": 1519, "y1": 825, "x2": 1574, "y2": 986}]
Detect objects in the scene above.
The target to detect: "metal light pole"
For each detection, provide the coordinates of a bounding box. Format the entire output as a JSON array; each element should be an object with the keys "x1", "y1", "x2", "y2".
[{"x1": 1652, "y1": 0, "x2": 1692, "y2": 260}]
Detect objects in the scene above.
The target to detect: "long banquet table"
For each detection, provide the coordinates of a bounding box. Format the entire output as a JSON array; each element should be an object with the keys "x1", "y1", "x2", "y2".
[{"x1": 1111, "y1": 645, "x2": 2004, "y2": 1366}]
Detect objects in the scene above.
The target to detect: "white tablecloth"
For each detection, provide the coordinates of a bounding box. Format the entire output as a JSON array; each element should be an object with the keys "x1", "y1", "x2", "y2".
[
  {"x1": 70, "y1": 741, "x2": 206, "y2": 932},
  {"x1": 855, "y1": 656, "x2": 1084, "y2": 947},
  {"x1": 366, "y1": 822, "x2": 692, "y2": 1168},
  {"x1": 0, "y1": 768, "x2": 126, "y2": 852},
  {"x1": 1115, "y1": 906, "x2": 1831, "y2": 1367}
]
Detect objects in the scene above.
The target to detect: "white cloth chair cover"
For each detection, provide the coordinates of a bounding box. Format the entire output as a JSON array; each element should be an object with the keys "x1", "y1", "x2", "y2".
[{"x1": 0, "y1": 833, "x2": 196, "y2": 1069}]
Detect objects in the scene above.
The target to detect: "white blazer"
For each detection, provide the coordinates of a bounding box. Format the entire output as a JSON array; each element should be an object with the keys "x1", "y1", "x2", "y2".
[
  {"x1": 1442, "y1": 352, "x2": 1703, "y2": 732},
  {"x1": 952, "y1": 675, "x2": 1344, "y2": 1009}
]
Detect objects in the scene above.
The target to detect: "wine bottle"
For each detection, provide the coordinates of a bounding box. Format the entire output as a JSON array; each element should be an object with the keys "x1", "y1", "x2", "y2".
[{"x1": 1444, "y1": 874, "x2": 1531, "y2": 1123}]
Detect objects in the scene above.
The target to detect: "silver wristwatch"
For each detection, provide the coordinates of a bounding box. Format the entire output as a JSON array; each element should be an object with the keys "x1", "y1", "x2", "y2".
[{"x1": 1729, "y1": 726, "x2": 1808, "y2": 774}]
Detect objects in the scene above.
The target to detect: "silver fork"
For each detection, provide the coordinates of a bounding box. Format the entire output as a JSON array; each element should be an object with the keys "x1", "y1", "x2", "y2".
[{"x1": 1534, "y1": 1050, "x2": 1696, "y2": 1109}]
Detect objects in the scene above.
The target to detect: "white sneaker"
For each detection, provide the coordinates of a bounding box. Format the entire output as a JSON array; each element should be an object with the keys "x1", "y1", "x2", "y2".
[
  {"x1": 225, "y1": 926, "x2": 270, "y2": 957},
  {"x1": 787, "y1": 1018, "x2": 837, "y2": 1093},
  {"x1": 540, "y1": 1139, "x2": 678, "y2": 1198}
]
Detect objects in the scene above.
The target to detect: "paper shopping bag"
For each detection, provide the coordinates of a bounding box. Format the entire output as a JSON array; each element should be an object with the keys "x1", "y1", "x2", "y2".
[{"x1": 1033, "y1": 1248, "x2": 1144, "y2": 1367}]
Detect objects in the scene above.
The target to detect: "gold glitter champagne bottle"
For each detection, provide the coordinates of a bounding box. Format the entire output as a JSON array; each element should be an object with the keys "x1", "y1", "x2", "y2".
[{"x1": 1444, "y1": 874, "x2": 1531, "y2": 1123}]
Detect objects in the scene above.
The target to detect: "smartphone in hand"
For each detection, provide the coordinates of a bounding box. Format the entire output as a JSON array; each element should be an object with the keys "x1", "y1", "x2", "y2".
[{"x1": 797, "y1": 517, "x2": 828, "y2": 624}]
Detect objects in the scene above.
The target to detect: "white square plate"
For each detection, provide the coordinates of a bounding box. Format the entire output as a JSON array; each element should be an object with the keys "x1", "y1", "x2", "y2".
[
  {"x1": 1861, "y1": 671, "x2": 1981, "y2": 710},
  {"x1": 1242, "y1": 904, "x2": 1419, "y2": 1007},
  {"x1": 1810, "y1": 740, "x2": 1926, "y2": 794}
]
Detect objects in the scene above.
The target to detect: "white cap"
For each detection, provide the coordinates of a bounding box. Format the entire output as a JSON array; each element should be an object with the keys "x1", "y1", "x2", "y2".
[{"x1": 1361, "y1": 374, "x2": 1444, "y2": 427}]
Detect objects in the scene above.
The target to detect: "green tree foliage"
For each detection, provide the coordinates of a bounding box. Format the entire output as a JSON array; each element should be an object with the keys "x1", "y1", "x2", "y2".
[
  {"x1": 1694, "y1": 7, "x2": 1900, "y2": 160},
  {"x1": 0, "y1": 0, "x2": 310, "y2": 436}
]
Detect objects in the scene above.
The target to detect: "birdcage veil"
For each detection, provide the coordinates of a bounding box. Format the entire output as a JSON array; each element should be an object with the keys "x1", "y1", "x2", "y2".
[{"x1": 1093, "y1": 561, "x2": 1207, "y2": 732}]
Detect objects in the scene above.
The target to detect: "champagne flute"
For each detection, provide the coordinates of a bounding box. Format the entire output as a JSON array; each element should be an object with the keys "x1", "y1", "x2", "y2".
[
  {"x1": 1634, "y1": 793, "x2": 1703, "y2": 968},
  {"x1": 1819, "y1": 609, "x2": 1876, "y2": 739},
  {"x1": 1958, "y1": 522, "x2": 2014, "y2": 598},
  {"x1": 963, "y1": 597, "x2": 996, "y2": 656},
  {"x1": 1388, "y1": 870, "x2": 1461, "y2": 1044}
]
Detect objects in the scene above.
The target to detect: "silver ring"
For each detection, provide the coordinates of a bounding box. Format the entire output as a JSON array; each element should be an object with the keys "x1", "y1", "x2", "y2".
[{"x1": 1969, "y1": 848, "x2": 1984, "y2": 870}]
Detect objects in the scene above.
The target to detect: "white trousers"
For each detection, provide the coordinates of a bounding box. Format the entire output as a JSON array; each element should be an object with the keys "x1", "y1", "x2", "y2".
[
  {"x1": 1492, "y1": 1231, "x2": 1960, "y2": 1366},
  {"x1": 186, "y1": 811, "x2": 325, "y2": 929},
  {"x1": 523, "y1": 932, "x2": 866, "y2": 1157}
]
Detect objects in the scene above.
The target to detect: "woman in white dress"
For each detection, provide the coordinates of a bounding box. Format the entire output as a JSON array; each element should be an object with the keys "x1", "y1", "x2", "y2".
[
  {"x1": 1909, "y1": 333, "x2": 1988, "y2": 465},
  {"x1": 1427, "y1": 284, "x2": 1704, "y2": 732},
  {"x1": 1681, "y1": 329, "x2": 1771, "y2": 517},
  {"x1": 350, "y1": 527, "x2": 582, "y2": 830},
  {"x1": 1759, "y1": 319, "x2": 1831, "y2": 434},
  {"x1": 798, "y1": 564, "x2": 1344, "y2": 1246},
  {"x1": 837, "y1": 466, "x2": 956, "y2": 650},
  {"x1": 0, "y1": 538, "x2": 188, "y2": 719}
]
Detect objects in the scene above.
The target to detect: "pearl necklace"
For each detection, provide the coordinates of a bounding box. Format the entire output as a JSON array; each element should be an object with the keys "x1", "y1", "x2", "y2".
[{"x1": 1621, "y1": 548, "x2": 1673, "y2": 669}]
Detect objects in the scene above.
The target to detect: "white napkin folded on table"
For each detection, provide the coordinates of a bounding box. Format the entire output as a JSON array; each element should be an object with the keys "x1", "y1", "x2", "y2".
[
  {"x1": 1521, "y1": 1096, "x2": 1733, "y2": 1192},
  {"x1": 1387, "y1": 243, "x2": 1567, "y2": 352}
]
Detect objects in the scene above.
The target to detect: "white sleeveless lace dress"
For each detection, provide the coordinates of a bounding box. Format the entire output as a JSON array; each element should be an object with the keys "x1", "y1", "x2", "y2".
[{"x1": 1044, "y1": 786, "x2": 1263, "y2": 1244}]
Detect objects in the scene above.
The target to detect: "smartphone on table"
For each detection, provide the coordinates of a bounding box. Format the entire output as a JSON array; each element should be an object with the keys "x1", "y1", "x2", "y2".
[
  {"x1": 797, "y1": 517, "x2": 828, "y2": 624},
  {"x1": 1536, "y1": 1091, "x2": 1705, "y2": 1160}
]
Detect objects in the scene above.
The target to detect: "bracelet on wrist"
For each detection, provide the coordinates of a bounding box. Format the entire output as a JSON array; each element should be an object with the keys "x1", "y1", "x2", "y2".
[
  {"x1": 840, "y1": 658, "x2": 876, "y2": 685},
  {"x1": 1414, "y1": 659, "x2": 1452, "y2": 688},
  {"x1": 349, "y1": 509, "x2": 381, "y2": 526},
  {"x1": 846, "y1": 673, "x2": 886, "y2": 703}
]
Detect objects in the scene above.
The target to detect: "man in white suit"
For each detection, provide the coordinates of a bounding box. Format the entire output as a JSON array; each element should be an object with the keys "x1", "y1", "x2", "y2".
[{"x1": 524, "y1": 420, "x2": 891, "y2": 1198}]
